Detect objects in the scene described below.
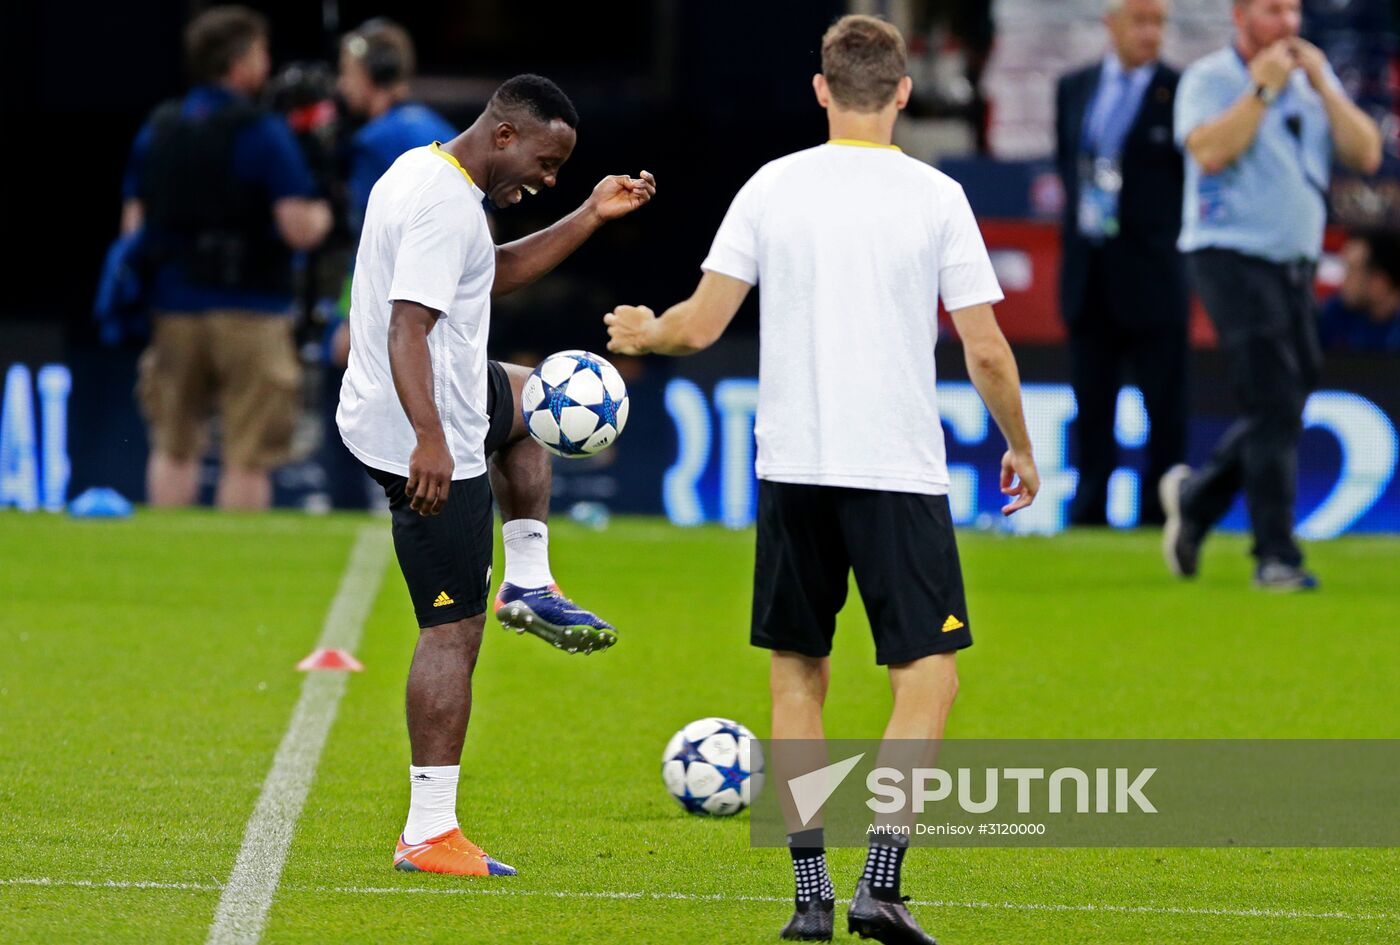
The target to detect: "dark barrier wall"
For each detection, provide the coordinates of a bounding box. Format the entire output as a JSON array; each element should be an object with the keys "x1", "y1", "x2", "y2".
[{"x1": 3, "y1": 338, "x2": 1396, "y2": 537}]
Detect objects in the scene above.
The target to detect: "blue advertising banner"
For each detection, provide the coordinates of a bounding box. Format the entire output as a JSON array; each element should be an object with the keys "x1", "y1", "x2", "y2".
[
  {"x1": 649, "y1": 377, "x2": 1397, "y2": 537},
  {"x1": 549, "y1": 343, "x2": 1400, "y2": 537},
  {"x1": 5, "y1": 344, "x2": 1398, "y2": 537}
]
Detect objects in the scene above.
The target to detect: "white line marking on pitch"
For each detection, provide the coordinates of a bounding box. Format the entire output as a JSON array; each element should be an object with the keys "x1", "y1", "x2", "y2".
[
  {"x1": 5, "y1": 876, "x2": 1395, "y2": 924},
  {"x1": 204, "y1": 526, "x2": 390, "y2": 945},
  {"x1": 2, "y1": 878, "x2": 220, "y2": 893}
]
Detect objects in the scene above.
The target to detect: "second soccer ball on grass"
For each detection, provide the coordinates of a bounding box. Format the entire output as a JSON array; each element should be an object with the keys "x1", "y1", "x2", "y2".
[{"x1": 662, "y1": 717, "x2": 765, "y2": 816}]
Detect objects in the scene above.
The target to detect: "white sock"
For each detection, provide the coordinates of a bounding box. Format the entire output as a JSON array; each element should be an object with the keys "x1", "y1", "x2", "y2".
[
  {"x1": 403, "y1": 765, "x2": 460, "y2": 844},
  {"x1": 502, "y1": 519, "x2": 554, "y2": 588}
]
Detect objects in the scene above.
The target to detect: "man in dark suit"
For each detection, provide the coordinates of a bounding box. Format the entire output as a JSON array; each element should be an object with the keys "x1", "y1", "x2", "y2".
[{"x1": 1056, "y1": 0, "x2": 1188, "y2": 526}]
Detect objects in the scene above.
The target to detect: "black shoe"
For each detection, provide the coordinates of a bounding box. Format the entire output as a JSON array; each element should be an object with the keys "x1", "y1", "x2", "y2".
[
  {"x1": 1159, "y1": 464, "x2": 1200, "y2": 578},
  {"x1": 780, "y1": 898, "x2": 834, "y2": 941},
  {"x1": 846, "y1": 879, "x2": 937, "y2": 944},
  {"x1": 1254, "y1": 560, "x2": 1319, "y2": 591}
]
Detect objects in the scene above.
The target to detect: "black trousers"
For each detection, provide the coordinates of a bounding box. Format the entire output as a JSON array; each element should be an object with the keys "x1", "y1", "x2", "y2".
[
  {"x1": 1184, "y1": 249, "x2": 1322, "y2": 565},
  {"x1": 1067, "y1": 252, "x2": 1189, "y2": 526}
]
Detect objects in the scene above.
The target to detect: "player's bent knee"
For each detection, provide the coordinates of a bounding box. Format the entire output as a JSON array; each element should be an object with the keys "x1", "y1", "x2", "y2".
[{"x1": 500, "y1": 362, "x2": 534, "y2": 397}]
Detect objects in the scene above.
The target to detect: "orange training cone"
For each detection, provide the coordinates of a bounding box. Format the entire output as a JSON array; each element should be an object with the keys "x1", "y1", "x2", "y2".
[{"x1": 296, "y1": 648, "x2": 365, "y2": 672}]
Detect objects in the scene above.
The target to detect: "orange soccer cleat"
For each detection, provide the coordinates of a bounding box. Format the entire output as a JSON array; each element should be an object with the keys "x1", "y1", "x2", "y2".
[{"x1": 392, "y1": 828, "x2": 517, "y2": 876}]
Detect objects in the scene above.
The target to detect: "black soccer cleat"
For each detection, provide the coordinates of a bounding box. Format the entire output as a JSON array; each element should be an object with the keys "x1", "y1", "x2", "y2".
[
  {"x1": 780, "y1": 898, "x2": 835, "y2": 941},
  {"x1": 1159, "y1": 464, "x2": 1201, "y2": 579},
  {"x1": 846, "y1": 879, "x2": 938, "y2": 945}
]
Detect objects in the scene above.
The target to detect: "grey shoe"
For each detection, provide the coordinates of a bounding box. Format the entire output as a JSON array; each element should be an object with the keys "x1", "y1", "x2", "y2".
[
  {"x1": 1254, "y1": 560, "x2": 1319, "y2": 591},
  {"x1": 779, "y1": 898, "x2": 834, "y2": 941},
  {"x1": 846, "y1": 879, "x2": 937, "y2": 944},
  {"x1": 1159, "y1": 464, "x2": 1200, "y2": 579}
]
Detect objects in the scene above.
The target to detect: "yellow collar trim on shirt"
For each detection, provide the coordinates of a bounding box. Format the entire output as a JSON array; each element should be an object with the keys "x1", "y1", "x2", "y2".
[
  {"x1": 430, "y1": 142, "x2": 475, "y2": 186},
  {"x1": 827, "y1": 138, "x2": 902, "y2": 151}
]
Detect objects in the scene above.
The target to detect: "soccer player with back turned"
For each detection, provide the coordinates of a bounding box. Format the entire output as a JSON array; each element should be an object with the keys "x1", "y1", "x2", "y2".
[{"x1": 606, "y1": 16, "x2": 1038, "y2": 944}]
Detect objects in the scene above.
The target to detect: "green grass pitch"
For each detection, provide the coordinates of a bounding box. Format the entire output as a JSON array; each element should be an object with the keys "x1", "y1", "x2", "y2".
[{"x1": 1, "y1": 510, "x2": 1397, "y2": 944}]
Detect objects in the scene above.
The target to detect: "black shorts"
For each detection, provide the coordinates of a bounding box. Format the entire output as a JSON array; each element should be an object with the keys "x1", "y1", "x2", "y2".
[
  {"x1": 484, "y1": 359, "x2": 514, "y2": 458},
  {"x1": 362, "y1": 360, "x2": 511, "y2": 628},
  {"x1": 365, "y1": 465, "x2": 494, "y2": 628},
  {"x1": 751, "y1": 481, "x2": 972, "y2": 665}
]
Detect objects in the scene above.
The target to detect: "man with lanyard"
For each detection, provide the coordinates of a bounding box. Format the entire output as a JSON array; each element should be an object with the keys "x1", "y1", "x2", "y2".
[
  {"x1": 1055, "y1": 0, "x2": 1188, "y2": 527},
  {"x1": 1161, "y1": 0, "x2": 1381, "y2": 589}
]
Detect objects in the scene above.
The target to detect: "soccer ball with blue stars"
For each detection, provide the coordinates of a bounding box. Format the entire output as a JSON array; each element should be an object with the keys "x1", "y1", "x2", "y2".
[
  {"x1": 521, "y1": 350, "x2": 630, "y2": 458},
  {"x1": 662, "y1": 717, "x2": 764, "y2": 816}
]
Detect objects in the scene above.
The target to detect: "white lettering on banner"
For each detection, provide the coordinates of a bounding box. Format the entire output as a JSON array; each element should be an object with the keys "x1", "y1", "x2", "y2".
[
  {"x1": 662, "y1": 378, "x2": 710, "y2": 526},
  {"x1": 1108, "y1": 387, "x2": 1147, "y2": 528},
  {"x1": 1298, "y1": 391, "x2": 1399, "y2": 539},
  {"x1": 939, "y1": 385, "x2": 988, "y2": 524},
  {"x1": 1, "y1": 365, "x2": 40, "y2": 510},
  {"x1": 715, "y1": 380, "x2": 759, "y2": 530},
  {"x1": 1009, "y1": 384, "x2": 1078, "y2": 534},
  {"x1": 661, "y1": 379, "x2": 1399, "y2": 537},
  {"x1": 38, "y1": 366, "x2": 72, "y2": 512},
  {"x1": 0, "y1": 363, "x2": 74, "y2": 512}
]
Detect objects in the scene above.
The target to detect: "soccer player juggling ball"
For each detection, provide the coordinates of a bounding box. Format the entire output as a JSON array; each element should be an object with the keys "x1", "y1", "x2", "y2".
[
  {"x1": 605, "y1": 16, "x2": 1038, "y2": 945},
  {"x1": 339, "y1": 74, "x2": 654, "y2": 877}
]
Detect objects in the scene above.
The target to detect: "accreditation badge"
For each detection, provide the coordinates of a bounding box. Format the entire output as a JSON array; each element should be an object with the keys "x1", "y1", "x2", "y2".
[{"x1": 1077, "y1": 156, "x2": 1123, "y2": 241}]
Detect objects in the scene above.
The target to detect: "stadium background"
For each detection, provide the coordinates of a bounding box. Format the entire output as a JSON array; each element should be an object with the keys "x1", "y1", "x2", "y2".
[
  {"x1": 2, "y1": 5, "x2": 1399, "y2": 945},
  {"x1": 1, "y1": 0, "x2": 1397, "y2": 534}
]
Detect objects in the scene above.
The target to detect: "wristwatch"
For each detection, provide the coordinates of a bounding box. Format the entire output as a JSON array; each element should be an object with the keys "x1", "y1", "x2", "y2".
[{"x1": 1253, "y1": 82, "x2": 1280, "y2": 106}]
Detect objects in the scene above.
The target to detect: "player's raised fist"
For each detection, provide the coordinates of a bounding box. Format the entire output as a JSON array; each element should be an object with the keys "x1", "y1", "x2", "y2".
[
  {"x1": 588, "y1": 170, "x2": 656, "y2": 222},
  {"x1": 604, "y1": 305, "x2": 658, "y2": 355}
]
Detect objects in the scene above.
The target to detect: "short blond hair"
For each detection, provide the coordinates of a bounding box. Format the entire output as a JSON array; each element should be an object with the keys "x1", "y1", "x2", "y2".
[{"x1": 820, "y1": 15, "x2": 907, "y2": 112}]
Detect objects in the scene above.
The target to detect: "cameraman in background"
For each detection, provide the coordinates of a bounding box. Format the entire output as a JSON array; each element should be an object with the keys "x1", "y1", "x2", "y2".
[
  {"x1": 327, "y1": 18, "x2": 456, "y2": 369},
  {"x1": 121, "y1": 5, "x2": 332, "y2": 510}
]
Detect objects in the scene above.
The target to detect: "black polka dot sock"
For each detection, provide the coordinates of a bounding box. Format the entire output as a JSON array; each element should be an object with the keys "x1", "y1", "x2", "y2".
[
  {"x1": 787, "y1": 827, "x2": 835, "y2": 903},
  {"x1": 862, "y1": 836, "x2": 909, "y2": 902}
]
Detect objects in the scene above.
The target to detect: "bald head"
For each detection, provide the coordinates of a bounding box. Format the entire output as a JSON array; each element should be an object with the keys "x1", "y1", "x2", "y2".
[{"x1": 1105, "y1": 0, "x2": 1167, "y2": 69}]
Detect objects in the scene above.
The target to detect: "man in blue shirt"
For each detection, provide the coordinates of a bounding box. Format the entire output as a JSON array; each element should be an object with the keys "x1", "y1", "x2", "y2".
[
  {"x1": 337, "y1": 19, "x2": 457, "y2": 238},
  {"x1": 121, "y1": 6, "x2": 332, "y2": 509},
  {"x1": 1160, "y1": 0, "x2": 1381, "y2": 590},
  {"x1": 328, "y1": 18, "x2": 456, "y2": 368},
  {"x1": 1320, "y1": 233, "x2": 1400, "y2": 352}
]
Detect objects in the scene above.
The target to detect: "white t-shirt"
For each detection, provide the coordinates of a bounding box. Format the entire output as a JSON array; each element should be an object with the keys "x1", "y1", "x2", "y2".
[
  {"x1": 701, "y1": 141, "x2": 1003, "y2": 495},
  {"x1": 337, "y1": 144, "x2": 495, "y2": 480}
]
